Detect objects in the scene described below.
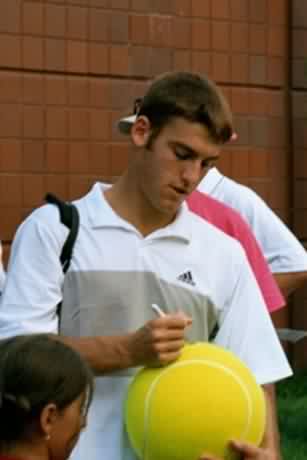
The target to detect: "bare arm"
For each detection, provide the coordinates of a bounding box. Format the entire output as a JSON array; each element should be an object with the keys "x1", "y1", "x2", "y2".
[
  {"x1": 274, "y1": 271, "x2": 307, "y2": 298},
  {"x1": 52, "y1": 314, "x2": 191, "y2": 375}
]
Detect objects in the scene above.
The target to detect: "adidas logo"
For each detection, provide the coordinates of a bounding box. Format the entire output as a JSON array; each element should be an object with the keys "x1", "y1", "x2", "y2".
[{"x1": 177, "y1": 270, "x2": 196, "y2": 286}]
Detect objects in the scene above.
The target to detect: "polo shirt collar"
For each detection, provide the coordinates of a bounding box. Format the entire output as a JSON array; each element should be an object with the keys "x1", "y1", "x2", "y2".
[
  {"x1": 198, "y1": 167, "x2": 224, "y2": 194},
  {"x1": 86, "y1": 182, "x2": 192, "y2": 243}
]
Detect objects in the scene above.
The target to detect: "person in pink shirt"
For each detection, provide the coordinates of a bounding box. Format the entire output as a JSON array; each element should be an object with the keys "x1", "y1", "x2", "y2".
[{"x1": 187, "y1": 189, "x2": 285, "y2": 314}]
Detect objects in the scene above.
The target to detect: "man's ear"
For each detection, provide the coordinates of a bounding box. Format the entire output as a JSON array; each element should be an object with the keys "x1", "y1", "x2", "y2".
[
  {"x1": 40, "y1": 403, "x2": 59, "y2": 439},
  {"x1": 130, "y1": 115, "x2": 151, "y2": 147}
]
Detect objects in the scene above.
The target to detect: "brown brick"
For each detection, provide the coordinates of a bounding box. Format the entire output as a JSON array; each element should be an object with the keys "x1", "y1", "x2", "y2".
[
  {"x1": 174, "y1": 50, "x2": 191, "y2": 72},
  {"x1": 110, "y1": 143, "x2": 130, "y2": 176},
  {"x1": 270, "y1": 148, "x2": 288, "y2": 179},
  {"x1": 249, "y1": 118, "x2": 269, "y2": 147},
  {"x1": 131, "y1": 0, "x2": 152, "y2": 12},
  {"x1": 269, "y1": 118, "x2": 287, "y2": 148},
  {"x1": 294, "y1": 150, "x2": 307, "y2": 179},
  {"x1": 0, "y1": 0, "x2": 21, "y2": 34},
  {"x1": 248, "y1": 180, "x2": 270, "y2": 203},
  {"x1": 212, "y1": 53, "x2": 230, "y2": 82},
  {"x1": 0, "y1": 35, "x2": 21, "y2": 68},
  {"x1": 45, "y1": 76, "x2": 68, "y2": 106},
  {"x1": 191, "y1": 0, "x2": 210, "y2": 18},
  {"x1": 233, "y1": 115, "x2": 249, "y2": 145},
  {"x1": 292, "y1": 30, "x2": 307, "y2": 60},
  {"x1": 0, "y1": 175, "x2": 23, "y2": 207},
  {"x1": 231, "y1": 54, "x2": 249, "y2": 84},
  {"x1": 171, "y1": 18, "x2": 191, "y2": 49},
  {"x1": 110, "y1": 109, "x2": 127, "y2": 141},
  {"x1": 130, "y1": 14, "x2": 150, "y2": 45},
  {"x1": 267, "y1": 57, "x2": 285, "y2": 87},
  {"x1": 22, "y1": 36, "x2": 43, "y2": 70},
  {"x1": 292, "y1": 0, "x2": 307, "y2": 28},
  {"x1": 218, "y1": 148, "x2": 232, "y2": 176},
  {"x1": 267, "y1": 91, "x2": 284, "y2": 117},
  {"x1": 23, "y1": 1, "x2": 44, "y2": 35},
  {"x1": 69, "y1": 109, "x2": 90, "y2": 140},
  {"x1": 231, "y1": 23, "x2": 249, "y2": 53},
  {"x1": 150, "y1": 48, "x2": 172, "y2": 76},
  {"x1": 249, "y1": 0, "x2": 267, "y2": 23},
  {"x1": 293, "y1": 120, "x2": 307, "y2": 149},
  {"x1": 250, "y1": 89, "x2": 269, "y2": 116},
  {"x1": 89, "y1": 143, "x2": 111, "y2": 174},
  {"x1": 69, "y1": 142, "x2": 89, "y2": 173},
  {"x1": 192, "y1": 20, "x2": 211, "y2": 50},
  {"x1": 212, "y1": 0, "x2": 230, "y2": 19},
  {"x1": 22, "y1": 175, "x2": 45, "y2": 207},
  {"x1": 23, "y1": 74, "x2": 44, "y2": 105},
  {"x1": 67, "y1": 6, "x2": 88, "y2": 40},
  {"x1": 89, "y1": 79, "x2": 112, "y2": 108},
  {"x1": 0, "y1": 104, "x2": 22, "y2": 138},
  {"x1": 23, "y1": 141, "x2": 45, "y2": 172},
  {"x1": 173, "y1": 0, "x2": 191, "y2": 17},
  {"x1": 0, "y1": 139, "x2": 22, "y2": 172},
  {"x1": 149, "y1": 16, "x2": 171, "y2": 48},
  {"x1": 249, "y1": 55, "x2": 266, "y2": 85},
  {"x1": 292, "y1": 91, "x2": 307, "y2": 119},
  {"x1": 89, "y1": 43, "x2": 109, "y2": 74},
  {"x1": 231, "y1": 87, "x2": 249, "y2": 114},
  {"x1": 268, "y1": 0, "x2": 287, "y2": 25},
  {"x1": 212, "y1": 21, "x2": 230, "y2": 52},
  {"x1": 232, "y1": 148, "x2": 249, "y2": 177},
  {"x1": 90, "y1": 109, "x2": 109, "y2": 140},
  {"x1": 191, "y1": 51, "x2": 211, "y2": 75},
  {"x1": 110, "y1": 45, "x2": 130, "y2": 75},
  {"x1": 46, "y1": 107, "x2": 68, "y2": 139},
  {"x1": 67, "y1": 41, "x2": 88, "y2": 73},
  {"x1": 109, "y1": 0, "x2": 129, "y2": 8},
  {"x1": 110, "y1": 80, "x2": 133, "y2": 109},
  {"x1": 89, "y1": 9, "x2": 108, "y2": 42},
  {"x1": 110, "y1": 11, "x2": 129, "y2": 43},
  {"x1": 45, "y1": 39, "x2": 66, "y2": 72},
  {"x1": 46, "y1": 141, "x2": 68, "y2": 173},
  {"x1": 45, "y1": 3, "x2": 66, "y2": 38},
  {"x1": 130, "y1": 46, "x2": 152, "y2": 78},
  {"x1": 68, "y1": 77, "x2": 89, "y2": 107},
  {"x1": 23, "y1": 106, "x2": 45, "y2": 139},
  {"x1": 0, "y1": 207, "x2": 23, "y2": 241},
  {"x1": 68, "y1": 175, "x2": 90, "y2": 200},
  {"x1": 230, "y1": 0, "x2": 249, "y2": 21},
  {"x1": 249, "y1": 24, "x2": 267, "y2": 55},
  {"x1": 90, "y1": 0, "x2": 108, "y2": 6},
  {"x1": 268, "y1": 26, "x2": 285, "y2": 57},
  {"x1": 0, "y1": 72, "x2": 22, "y2": 103},
  {"x1": 45, "y1": 175, "x2": 68, "y2": 201}
]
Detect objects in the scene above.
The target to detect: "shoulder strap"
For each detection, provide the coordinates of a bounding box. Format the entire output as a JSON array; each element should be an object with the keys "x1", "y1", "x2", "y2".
[{"x1": 45, "y1": 193, "x2": 80, "y2": 273}]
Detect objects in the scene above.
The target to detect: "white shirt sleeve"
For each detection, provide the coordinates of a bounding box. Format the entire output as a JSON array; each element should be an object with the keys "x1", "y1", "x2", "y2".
[
  {"x1": 214, "y1": 248, "x2": 292, "y2": 385},
  {"x1": 0, "y1": 206, "x2": 67, "y2": 337},
  {"x1": 211, "y1": 174, "x2": 307, "y2": 274}
]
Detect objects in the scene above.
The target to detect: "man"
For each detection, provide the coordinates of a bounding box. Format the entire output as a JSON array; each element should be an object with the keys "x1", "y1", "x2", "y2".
[
  {"x1": 119, "y1": 110, "x2": 307, "y2": 300},
  {"x1": 0, "y1": 72, "x2": 291, "y2": 460}
]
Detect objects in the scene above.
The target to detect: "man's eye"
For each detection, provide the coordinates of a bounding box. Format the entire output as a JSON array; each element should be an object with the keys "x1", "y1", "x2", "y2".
[{"x1": 174, "y1": 148, "x2": 188, "y2": 159}]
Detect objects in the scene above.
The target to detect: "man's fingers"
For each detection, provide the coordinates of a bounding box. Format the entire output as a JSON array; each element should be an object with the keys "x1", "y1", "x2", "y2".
[{"x1": 230, "y1": 440, "x2": 261, "y2": 456}]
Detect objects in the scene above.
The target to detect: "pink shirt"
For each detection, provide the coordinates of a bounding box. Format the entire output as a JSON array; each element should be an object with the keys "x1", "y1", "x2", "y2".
[{"x1": 187, "y1": 190, "x2": 285, "y2": 313}]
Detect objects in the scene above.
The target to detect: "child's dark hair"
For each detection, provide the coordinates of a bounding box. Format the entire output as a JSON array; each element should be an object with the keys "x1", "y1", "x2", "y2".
[
  {"x1": 0, "y1": 334, "x2": 94, "y2": 448},
  {"x1": 137, "y1": 72, "x2": 233, "y2": 148}
]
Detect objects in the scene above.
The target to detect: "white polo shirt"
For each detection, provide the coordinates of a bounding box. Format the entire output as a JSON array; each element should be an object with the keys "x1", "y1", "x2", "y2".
[
  {"x1": 0, "y1": 183, "x2": 292, "y2": 460},
  {"x1": 200, "y1": 168, "x2": 307, "y2": 274}
]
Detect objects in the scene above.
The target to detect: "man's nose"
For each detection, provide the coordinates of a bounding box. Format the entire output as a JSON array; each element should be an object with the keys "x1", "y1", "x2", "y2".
[{"x1": 181, "y1": 161, "x2": 203, "y2": 186}]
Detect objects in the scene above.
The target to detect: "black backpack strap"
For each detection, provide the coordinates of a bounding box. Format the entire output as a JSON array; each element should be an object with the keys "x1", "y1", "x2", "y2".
[{"x1": 45, "y1": 193, "x2": 80, "y2": 273}]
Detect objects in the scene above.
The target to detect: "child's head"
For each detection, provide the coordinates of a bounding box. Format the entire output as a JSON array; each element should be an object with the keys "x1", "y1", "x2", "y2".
[{"x1": 0, "y1": 334, "x2": 94, "y2": 460}]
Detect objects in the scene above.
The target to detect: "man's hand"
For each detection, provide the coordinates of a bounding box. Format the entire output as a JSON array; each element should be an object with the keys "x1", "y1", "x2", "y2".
[
  {"x1": 126, "y1": 313, "x2": 192, "y2": 367},
  {"x1": 200, "y1": 440, "x2": 275, "y2": 460}
]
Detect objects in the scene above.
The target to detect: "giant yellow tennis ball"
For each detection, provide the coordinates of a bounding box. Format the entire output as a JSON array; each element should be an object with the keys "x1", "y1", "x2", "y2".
[{"x1": 125, "y1": 342, "x2": 266, "y2": 460}]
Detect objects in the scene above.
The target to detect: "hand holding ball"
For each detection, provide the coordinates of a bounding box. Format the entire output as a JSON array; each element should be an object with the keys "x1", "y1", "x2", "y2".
[{"x1": 125, "y1": 342, "x2": 266, "y2": 460}]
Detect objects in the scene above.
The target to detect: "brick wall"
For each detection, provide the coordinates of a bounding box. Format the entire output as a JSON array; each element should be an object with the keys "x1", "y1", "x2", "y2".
[
  {"x1": 291, "y1": 0, "x2": 307, "y2": 367},
  {"x1": 0, "y1": 0, "x2": 302, "y2": 348}
]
